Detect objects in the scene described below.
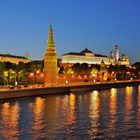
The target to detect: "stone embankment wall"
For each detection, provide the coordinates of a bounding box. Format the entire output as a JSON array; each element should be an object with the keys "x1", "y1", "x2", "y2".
[{"x1": 0, "y1": 81, "x2": 140, "y2": 100}]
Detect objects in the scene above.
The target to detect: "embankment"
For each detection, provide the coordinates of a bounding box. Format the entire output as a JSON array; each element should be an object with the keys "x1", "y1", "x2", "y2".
[{"x1": 0, "y1": 80, "x2": 140, "y2": 100}]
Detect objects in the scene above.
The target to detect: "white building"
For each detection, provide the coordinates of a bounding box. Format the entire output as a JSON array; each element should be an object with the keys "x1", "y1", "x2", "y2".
[
  {"x1": 62, "y1": 48, "x2": 110, "y2": 65},
  {"x1": 109, "y1": 45, "x2": 130, "y2": 66}
]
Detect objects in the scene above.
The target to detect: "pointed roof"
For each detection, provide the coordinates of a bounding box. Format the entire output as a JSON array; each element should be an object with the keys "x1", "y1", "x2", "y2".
[
  {"x1": 46, "y1": 23, "x2": 55, "y2": 49},
  {"x1": 80, "y1": 48, "x2": 93, "y2": 54},
  {"x1": 49, "y1": 22, "x2": 53, "y2": 32},
  {"x1": 101, "y1": 59, "x2": 105, "y2": 64}
]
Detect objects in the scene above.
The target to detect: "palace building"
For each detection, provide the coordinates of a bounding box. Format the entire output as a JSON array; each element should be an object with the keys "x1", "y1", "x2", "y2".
[
  {"x1": 62, "y1": 48, "x2": 110, "y2": 65},
  {"x1": 0, "y1": 53, "x2": 30, "y2": 64},
  {"x1": 62, "y1": 45, "x2": 130, "y2": 66}
]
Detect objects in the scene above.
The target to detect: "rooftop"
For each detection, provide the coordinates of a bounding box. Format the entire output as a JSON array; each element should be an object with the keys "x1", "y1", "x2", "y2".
[
  {"x1": 0, "y1": 54, "x2": 28, "y2": 59},
  {"x1": 63, "y1": 48, "x2": 108, "y2": 57}
]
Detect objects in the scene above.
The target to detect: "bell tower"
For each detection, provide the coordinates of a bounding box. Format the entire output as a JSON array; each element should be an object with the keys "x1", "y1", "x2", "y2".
[
  {"x1": 115, "y1": 45, "x2": 119, "y2": 63},
  {"x1": 44, "y1": 23, "x2": 58, "y2": 85}
]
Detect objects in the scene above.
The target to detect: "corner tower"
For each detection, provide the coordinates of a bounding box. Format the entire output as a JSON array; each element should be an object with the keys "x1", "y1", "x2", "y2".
[{"x1": 44, "y1": 23, "x2": 58, "y2": 85}]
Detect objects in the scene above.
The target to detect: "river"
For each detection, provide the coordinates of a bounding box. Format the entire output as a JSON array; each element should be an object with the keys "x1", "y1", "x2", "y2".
[{"x1": 0, "y1": 86, "x2": 140, "y2": 139}]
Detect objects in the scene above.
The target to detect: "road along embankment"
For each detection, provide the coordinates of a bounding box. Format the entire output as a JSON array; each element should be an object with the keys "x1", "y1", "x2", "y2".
[{"x1": 0, "y1": 80, "x2": 140, "y2": 100}]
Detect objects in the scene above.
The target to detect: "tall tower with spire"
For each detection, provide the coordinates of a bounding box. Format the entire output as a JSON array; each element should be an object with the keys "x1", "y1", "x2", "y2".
[
  {"x1": 44, "y1": 23, "x2": 58, "y2": 85},
  {"x1": 115, "y1": 45, "x2": 119, "y2": 63}
]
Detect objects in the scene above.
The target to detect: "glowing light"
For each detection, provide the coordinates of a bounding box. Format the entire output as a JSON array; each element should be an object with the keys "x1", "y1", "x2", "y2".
[
  {"x1": 78, "y1": 75, "x2": 81, "y2": 79},
  {"x1": 92, "y1": 90, "x2": 99, "y2": 101},
  {"x1": 29, "y1": 72, "x2": 34, "y2": 77},
  {"x1": 65, "y1": 80, "x2": 68, "y2": 84},
  {"x1": 84, "y1": 75, "x2": 87, "y2": 79},
  {"x1": 125, "y1": 86, "x2": 132, "y2": 94},
  {"x1": 69, "y1": 93, "x2": 75, "y2": 106},
  {"x1": 71, "y1": 75, "x2": 74, "y2": 78},
  {"x1": 36, "y1": 70, "x2": 40, "y2": 74},
  {"x1": 110, "y1": 88, "x2": 117, "y2": 96}
]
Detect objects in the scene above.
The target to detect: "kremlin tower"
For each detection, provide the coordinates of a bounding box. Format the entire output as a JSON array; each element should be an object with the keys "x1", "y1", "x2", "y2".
[
  {"x1": 44, "y1": 23, "x2": 58, "y2": 85},
  {"x1": 115, "y1": 45, "x2": 119, "y2": 64}
]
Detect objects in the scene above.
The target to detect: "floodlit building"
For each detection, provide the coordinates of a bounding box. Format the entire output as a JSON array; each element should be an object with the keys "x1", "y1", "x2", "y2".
[
  {"x1": 0, "y1": 53, "x2": 30, "y2": 64},
  {"x1": 62, "y1": 48, "x2": 110, "y2": 65},
  {"x1": 44, "y1": 23, "x2": 58, "y2": 85},
  {"x1": 109, "y1": 45, "x2": 130, "y2": 66}
]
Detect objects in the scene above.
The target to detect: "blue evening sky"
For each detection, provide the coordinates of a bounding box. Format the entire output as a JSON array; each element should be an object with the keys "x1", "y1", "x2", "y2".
[{"x1": 0, "y1": 0, "x2": 140, "y2": 64}]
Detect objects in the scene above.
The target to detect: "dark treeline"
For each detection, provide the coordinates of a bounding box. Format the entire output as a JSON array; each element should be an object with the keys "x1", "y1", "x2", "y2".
[{"x1": 0, "y1": 61, "x2": 140, "y2": 85}]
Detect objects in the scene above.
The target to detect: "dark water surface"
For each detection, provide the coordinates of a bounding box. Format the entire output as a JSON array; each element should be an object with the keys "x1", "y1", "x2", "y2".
[{"x1": 0, "y1": 86, "x2": 140, "y2": 140}]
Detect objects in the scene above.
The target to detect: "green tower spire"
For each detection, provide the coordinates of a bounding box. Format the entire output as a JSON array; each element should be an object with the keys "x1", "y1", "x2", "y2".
[
  {"x1": 47, "y1": 22, "x2": 55, "y2": 49},
  {"x1": 26, "y1": 51, "x2": 29, "y2": 59}
]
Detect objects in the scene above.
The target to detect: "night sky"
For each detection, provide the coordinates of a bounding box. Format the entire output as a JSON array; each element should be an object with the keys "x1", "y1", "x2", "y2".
[{"x1": 0, "y1": 0, "x2": 140, "y2": 64}]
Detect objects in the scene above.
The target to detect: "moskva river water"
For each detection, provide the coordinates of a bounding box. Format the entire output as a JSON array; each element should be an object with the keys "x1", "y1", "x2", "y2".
[{"x1": 0, "y1": 86, "x2": 140, "y2": 139}]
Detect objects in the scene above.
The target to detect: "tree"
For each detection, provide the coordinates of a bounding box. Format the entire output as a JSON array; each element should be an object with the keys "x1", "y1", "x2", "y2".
[
  {"x1": 18, "y1": 62, "x2": 25, "y2": 71},
  {"x1": 72, "y1": 63, "x2": 81, "y2": 74},
  {"x1": 81, "y1": 63, "x2": 90, "y2": 74}
]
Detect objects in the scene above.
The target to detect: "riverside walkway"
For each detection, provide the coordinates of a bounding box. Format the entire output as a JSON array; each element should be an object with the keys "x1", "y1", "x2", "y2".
[{"x1": 0, "y1": 80, "x2": 140, "y2": 100}]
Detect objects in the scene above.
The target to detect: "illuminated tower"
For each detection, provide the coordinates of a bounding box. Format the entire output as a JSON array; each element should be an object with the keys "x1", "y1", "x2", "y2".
[
  {"x1": 44, "y1": 23, "x2": 58, "y2": 85},
  {"x1": 115, "y1": 45, "x2": 119, "y2": 63},
  {"x1": 26, "y1": 51, "x2": 29, "y2": 59},
  {"x1": 99, "y1": 60, "x2": 107, "y2": 82},
  {"x1": 109, "y1": 51, "x2": 114, "y2": 65}
]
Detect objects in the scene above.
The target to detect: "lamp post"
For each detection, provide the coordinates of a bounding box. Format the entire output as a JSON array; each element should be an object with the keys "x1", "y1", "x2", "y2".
[
  {"x1": 36, "y1": 70, "x2": 40, "y2": 84},
  {"x1": 30, "y1": 73, "x2": 35, "y2": 85},
  {"x1": 0, "y1": 75, "x2": 8, "y2": 87},
  {"x1": 12, "y1": 71, "x2": 17, "y2": 86}
]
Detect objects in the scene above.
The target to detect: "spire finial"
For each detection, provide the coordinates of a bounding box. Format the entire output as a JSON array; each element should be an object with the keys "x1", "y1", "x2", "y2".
[
  {"x1": 49, "y1": 21, "x2": 53, "y2": 32},
  {"x1": 46, "y1": 22, "x2": 55, "y2": 49}
]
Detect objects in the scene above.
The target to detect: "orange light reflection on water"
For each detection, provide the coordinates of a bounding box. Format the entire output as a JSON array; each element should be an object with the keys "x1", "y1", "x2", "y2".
[
  {"x1": 66, "y1": 93, "x2": 76, "y2": 126},
  {"x1": 89, "y1": 90, "x2": 100, "y2": 135},
  {"x1": 108, "y1": 88, "x2": 117, "y2": 132},
  {"x1": 31, "y1": 97, "x2": 46, "y2": 139},
  {"x1": 124, "y1": 86, "x2": 132, "y2": 123},
  {"x1": 0, "y1": 102, "x2": 20, "y2": 140},
  {"x1": 137, "y1": 85, "x2": 140, "y2": 128}
]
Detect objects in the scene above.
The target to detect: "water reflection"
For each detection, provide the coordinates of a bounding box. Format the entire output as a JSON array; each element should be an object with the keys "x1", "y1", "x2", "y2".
[
  {"x1": 137, "y1": 85, "x2": 140, "y2": 129},
  {"x1": 0, "y1": 102, "x2": 20, "y2": 140},
  {"x1": 124, "y1": 86, "x2": 132, "y2": 123},
  {"x1": 107, "y1": 88, "x2": 117, "y2": 138},
  {"x1": 66, "y1": 93, "x2": 76, "y2": 125},
  {"x1": 89, "y1": 90, "x2": 100, "y2": 138},
  {"x1": 0, "y1": 86, "x2": 140, "y2": 139},
  {"x1": 31, "y1": 97, "x2": 45, "y2": 139}
]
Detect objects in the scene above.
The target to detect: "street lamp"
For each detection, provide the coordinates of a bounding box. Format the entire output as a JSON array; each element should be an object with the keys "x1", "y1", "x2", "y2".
[
  {"x1": 36, "y1": 70, "x2": 40, "y2": 84},
  {"x1": 30, "y1": 73, "x2": 35, "y2": 85},
  {"x1": 12, "y1": 71, "x2": 17, "y2": 86}
]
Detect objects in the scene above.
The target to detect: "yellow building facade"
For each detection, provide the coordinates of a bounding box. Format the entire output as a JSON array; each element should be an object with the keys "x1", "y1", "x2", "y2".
[{"x1": 0, "y1": 54, "x2": 30, "y2": 64}]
